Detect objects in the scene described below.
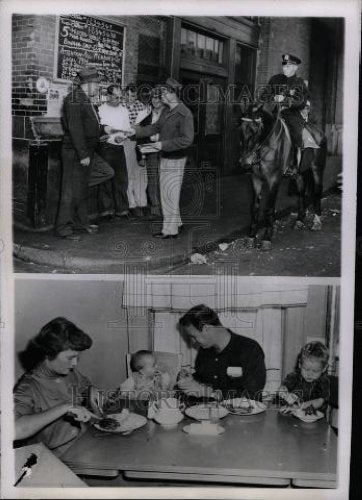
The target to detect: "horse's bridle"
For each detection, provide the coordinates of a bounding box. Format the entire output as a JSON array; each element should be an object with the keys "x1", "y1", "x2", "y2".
[
  {"x1": 240, "y1": 117, "x2": 263, "y2": 167},
  {"x1": 240, "y1": 105, "x2": 284, "y2": 168}
]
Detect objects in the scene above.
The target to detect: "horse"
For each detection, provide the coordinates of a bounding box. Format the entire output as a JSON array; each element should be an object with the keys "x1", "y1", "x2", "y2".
[{"x1": 238, "y1": 101, "x2": 326, "y2": 250}]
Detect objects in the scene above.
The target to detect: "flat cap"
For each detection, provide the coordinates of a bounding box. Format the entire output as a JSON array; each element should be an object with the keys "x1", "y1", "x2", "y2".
[{"x1": 157, "y1": 77, "x2": 183, "y2": 93}]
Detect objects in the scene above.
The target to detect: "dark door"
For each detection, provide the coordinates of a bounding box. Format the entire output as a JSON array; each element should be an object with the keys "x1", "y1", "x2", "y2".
[{"x1": 180, "y1": 70, "x2": 226, "y2": 169}]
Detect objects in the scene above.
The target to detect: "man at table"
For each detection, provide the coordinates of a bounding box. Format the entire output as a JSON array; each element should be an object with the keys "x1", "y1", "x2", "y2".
[
  {"x1": 178, "y1": 304, "x2": 266, "y2": 400},
  {"x1": 14, "y1": 317, "x2": 101, "y2": 457}
]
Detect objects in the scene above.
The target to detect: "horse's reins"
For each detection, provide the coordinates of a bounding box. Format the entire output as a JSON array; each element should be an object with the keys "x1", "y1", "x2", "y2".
[{"x1": 241, "y1": 105, "x2": 284, "y2": 168}]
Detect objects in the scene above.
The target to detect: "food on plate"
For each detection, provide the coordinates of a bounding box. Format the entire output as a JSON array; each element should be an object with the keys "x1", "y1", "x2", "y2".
[
  {"x1": 98, "y1": 417, "x2": 120, "y2": 430},
  {"x1": 223, "y1": 398, "x2": 267, "y2": 415},
  {"x1": 304, "y1": 405, "x2": 317, "y2": 416},
  {"x1": 94, "y1": 410, "x2": 147, "y2": 434},
  {"x1": 292, "y1": 408, "x2": 324, "y2": 422},
  {"x1": 228, "y1": 403, "x2": 253, "y2": 414},
  {"x1": 185, "y1": 403, "x2": 228, "y2": 420}
]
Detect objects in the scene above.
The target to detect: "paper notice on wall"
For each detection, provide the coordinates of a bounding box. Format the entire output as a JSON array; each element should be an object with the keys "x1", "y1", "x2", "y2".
[{"x1": 46, "y1": 83, "x2": 70, "y2": 117}]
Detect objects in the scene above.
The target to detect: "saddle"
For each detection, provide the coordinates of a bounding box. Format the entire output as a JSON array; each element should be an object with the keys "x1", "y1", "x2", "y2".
[{"x1": 280, "y1": 119, "x2": 325, "y2": 175}]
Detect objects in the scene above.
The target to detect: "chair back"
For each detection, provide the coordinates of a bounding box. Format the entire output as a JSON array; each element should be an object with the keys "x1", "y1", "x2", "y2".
[
  {"x1": 327, "y1": 375, "x2": 338, "y2": 432},
  {"x1": 328, "y1": 375, "x2": 338, "y2": 408}
]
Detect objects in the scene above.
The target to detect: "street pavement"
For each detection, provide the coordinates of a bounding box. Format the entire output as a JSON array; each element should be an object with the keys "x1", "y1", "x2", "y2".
[{"x1": 13, "y1": 172, "x2": 341, "y2": 276}]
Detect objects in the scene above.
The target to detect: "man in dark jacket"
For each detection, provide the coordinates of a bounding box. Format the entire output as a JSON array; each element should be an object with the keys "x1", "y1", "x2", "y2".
[
  {"x1": 261, "y1": 54, "x2": 309, "y2": 175},
  {"x1": 178, "y1": 304, "x2": 266, "y2": 400},
  {"x1": 55, "y1": 67, "x2": 114, "y2": 240},
  {"x1": 134, "y1": 78, "x2": 194, "y2": 238}
]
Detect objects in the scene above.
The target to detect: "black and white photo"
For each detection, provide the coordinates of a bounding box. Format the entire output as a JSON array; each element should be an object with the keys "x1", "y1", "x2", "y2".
[
  {"x1": 0, "y1": 0, "x2": 359, "y2": 499},
  {"x1": 9, "y1": 11, "x2": 346, "y2": 275}
]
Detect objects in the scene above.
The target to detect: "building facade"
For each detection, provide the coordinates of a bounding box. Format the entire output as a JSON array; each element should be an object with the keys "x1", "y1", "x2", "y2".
[{"x1": 12, "y1": 15, "x2": 343, "y2": 229}]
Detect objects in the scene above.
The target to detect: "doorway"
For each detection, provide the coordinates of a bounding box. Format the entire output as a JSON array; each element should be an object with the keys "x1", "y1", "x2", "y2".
[{"x1": 180, "y1": 70, "x2": 227, "y2": 169}]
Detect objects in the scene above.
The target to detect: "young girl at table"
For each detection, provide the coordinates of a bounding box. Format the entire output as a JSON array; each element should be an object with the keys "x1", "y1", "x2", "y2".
[
  {"x1": 118, "y1": 350, "x2": 172, "y2": 399},
  {"x1": 278, "y1": 341, "x2": 330, "y2": 414}
]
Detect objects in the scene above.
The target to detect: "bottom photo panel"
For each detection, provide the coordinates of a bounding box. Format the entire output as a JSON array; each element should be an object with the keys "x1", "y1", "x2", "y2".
[{"x1": 13, "y1": 276, "x2": 339, "y2": 490}]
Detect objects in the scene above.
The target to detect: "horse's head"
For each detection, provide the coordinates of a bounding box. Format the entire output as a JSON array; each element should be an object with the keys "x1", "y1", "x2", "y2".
[
  {"x1": 238, "y1": 101, "x2": 277, "y2": 169},
  {"x1": 238, "y1": 103, "x2": 264, "y2": 169}
]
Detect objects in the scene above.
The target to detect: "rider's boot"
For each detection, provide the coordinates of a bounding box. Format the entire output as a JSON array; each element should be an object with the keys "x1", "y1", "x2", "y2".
[{"x1": 284, "y1": 147, "x2": 301, "y2": 177}]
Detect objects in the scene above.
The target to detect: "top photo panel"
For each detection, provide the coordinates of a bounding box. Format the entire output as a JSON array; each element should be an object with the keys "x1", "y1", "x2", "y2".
[{"x1": 12, "y1": 15, "x2": 346, "y2": 275}]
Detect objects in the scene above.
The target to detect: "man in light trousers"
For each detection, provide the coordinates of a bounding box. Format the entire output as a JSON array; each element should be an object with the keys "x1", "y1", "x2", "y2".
[{"x1": 134, "y1": 78, "x2": 194, "y2": 239}]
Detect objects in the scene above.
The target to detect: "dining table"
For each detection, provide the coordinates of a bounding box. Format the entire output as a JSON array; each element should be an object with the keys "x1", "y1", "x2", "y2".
[{"x1": 61, "y1": 399, "x2": 337, "y2": 488}]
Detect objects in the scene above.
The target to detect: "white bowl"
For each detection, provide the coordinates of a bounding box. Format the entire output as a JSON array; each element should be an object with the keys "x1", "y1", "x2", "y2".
[{"x1": 153, "y1": 409, "x2": 184, "y2": 426}]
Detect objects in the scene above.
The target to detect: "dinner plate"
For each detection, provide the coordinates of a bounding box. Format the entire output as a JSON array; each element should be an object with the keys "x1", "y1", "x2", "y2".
[
  {"x1": 184, "y1": 404, "x2": 229, "y2": 421},
  {"x1": 223, "y1": 398, "x2": 267, "y2": 415},
  {"x1": 183, "y1": 423, "x2": 225, "y2": 436},
  {"x1": 292, "y1": 408, "x2": 324, "y2": 423},
  {"x1": 93, "y1": 410, "x2": 147, "y2": 434}
]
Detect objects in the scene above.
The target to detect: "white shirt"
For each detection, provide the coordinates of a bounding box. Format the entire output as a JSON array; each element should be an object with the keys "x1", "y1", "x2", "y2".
[
  {"x1": 98, "y1": 103, "x2": 133, "y2": 145},
  {"x1": 150, "y1": 108, "x2": 163, "y2": 142}
]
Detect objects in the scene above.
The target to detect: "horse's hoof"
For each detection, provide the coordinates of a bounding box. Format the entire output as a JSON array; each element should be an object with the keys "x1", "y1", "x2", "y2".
[
  {"x1": 294, "y1": 220, "x2": 305, "y2": 230},
  {"x1": 311, "y1": 215, "x2": 322, "y2": 231},
  {"x1": 261, "y1": 240, "x2": 272, "y2": 251},
  {"x1": 244, "y1": 237, "x2": 256, "y2": 249}
]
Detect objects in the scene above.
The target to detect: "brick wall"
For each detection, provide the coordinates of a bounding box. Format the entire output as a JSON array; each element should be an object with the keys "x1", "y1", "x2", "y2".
[
  {"x1": 12, "y1": 15, "x2": 57, "y2": 139},
  {"x1": 12, "y1": 14, "x2": 167, "y2": 140},
  {"x1": 106, "y1": 15, "x2": 167, "y2": 84},
  {"x1": 12, "y1": 14, "x2": 169, "y2": 227},
  {"x1": 256, "y1": 17, "x2": 311, "y2": 88}
]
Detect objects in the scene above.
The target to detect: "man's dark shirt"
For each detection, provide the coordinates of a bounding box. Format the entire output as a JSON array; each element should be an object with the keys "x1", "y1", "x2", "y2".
[
  {"x1": 194, "y1": 331, "x2": 266, "y2": 399},
  {"x1": 262, "y1": 73, "x2": 309, "y2": 110}
]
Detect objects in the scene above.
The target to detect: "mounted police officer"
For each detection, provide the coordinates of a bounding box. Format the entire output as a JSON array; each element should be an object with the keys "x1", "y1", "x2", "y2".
[{"x1": 262, "y1": 53, "x2": 310, "y2": 176}]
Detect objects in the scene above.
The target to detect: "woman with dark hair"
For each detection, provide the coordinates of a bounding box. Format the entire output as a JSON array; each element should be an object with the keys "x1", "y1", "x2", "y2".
[{"x1": 14, "y1": 317, "x2": 100, "y2": 457}]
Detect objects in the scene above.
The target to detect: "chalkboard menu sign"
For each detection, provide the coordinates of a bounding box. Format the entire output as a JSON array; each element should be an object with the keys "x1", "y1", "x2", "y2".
[{"x1": 54, "y1": 15, "x2": 125, "y2": 84}]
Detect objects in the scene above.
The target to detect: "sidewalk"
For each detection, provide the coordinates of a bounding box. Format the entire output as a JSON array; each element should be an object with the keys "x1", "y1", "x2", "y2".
[{"x1": 13, "y1": 171, "x2": 337, "y2": 274}]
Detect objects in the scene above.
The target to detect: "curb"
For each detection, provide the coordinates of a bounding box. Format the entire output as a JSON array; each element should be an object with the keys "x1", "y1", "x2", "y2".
[
  {"x1": 14, "y1": 192, "x2": 338, "y2": 272},
  {"x1": 13, "y1": 242, "x2": 191, "y2": 273},
  {"x1": 13, "y1": 207, "x2": 296, "y2": 273}
]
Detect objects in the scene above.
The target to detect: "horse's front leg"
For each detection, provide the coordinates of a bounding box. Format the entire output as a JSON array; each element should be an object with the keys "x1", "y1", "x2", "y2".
[
  {"x1": 261, "y1": 173, "x2": 280, "y2": 250},
  {"x1": 246, "y1": 172, "x2": 263, "y2": 248},
  {"x1": 310, "y1": 162, "x2": 323, "y2": 231},
  {"x1": 294, "y1": 173, "x2": 307, "y2": 229}
]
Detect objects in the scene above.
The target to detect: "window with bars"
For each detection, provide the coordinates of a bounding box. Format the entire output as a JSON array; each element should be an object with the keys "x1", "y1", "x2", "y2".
[{"x1": 180, "y1": 27, "x2": 224, "y2": 65}]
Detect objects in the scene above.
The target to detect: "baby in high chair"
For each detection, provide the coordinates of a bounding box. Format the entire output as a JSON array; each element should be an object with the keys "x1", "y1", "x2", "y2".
[
  {"x1": 119, "y1": 350, "x2": 172, "y2": 399},
  {"x1": 278, "y1": 341, "x2": 330, "y2": 415}
]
